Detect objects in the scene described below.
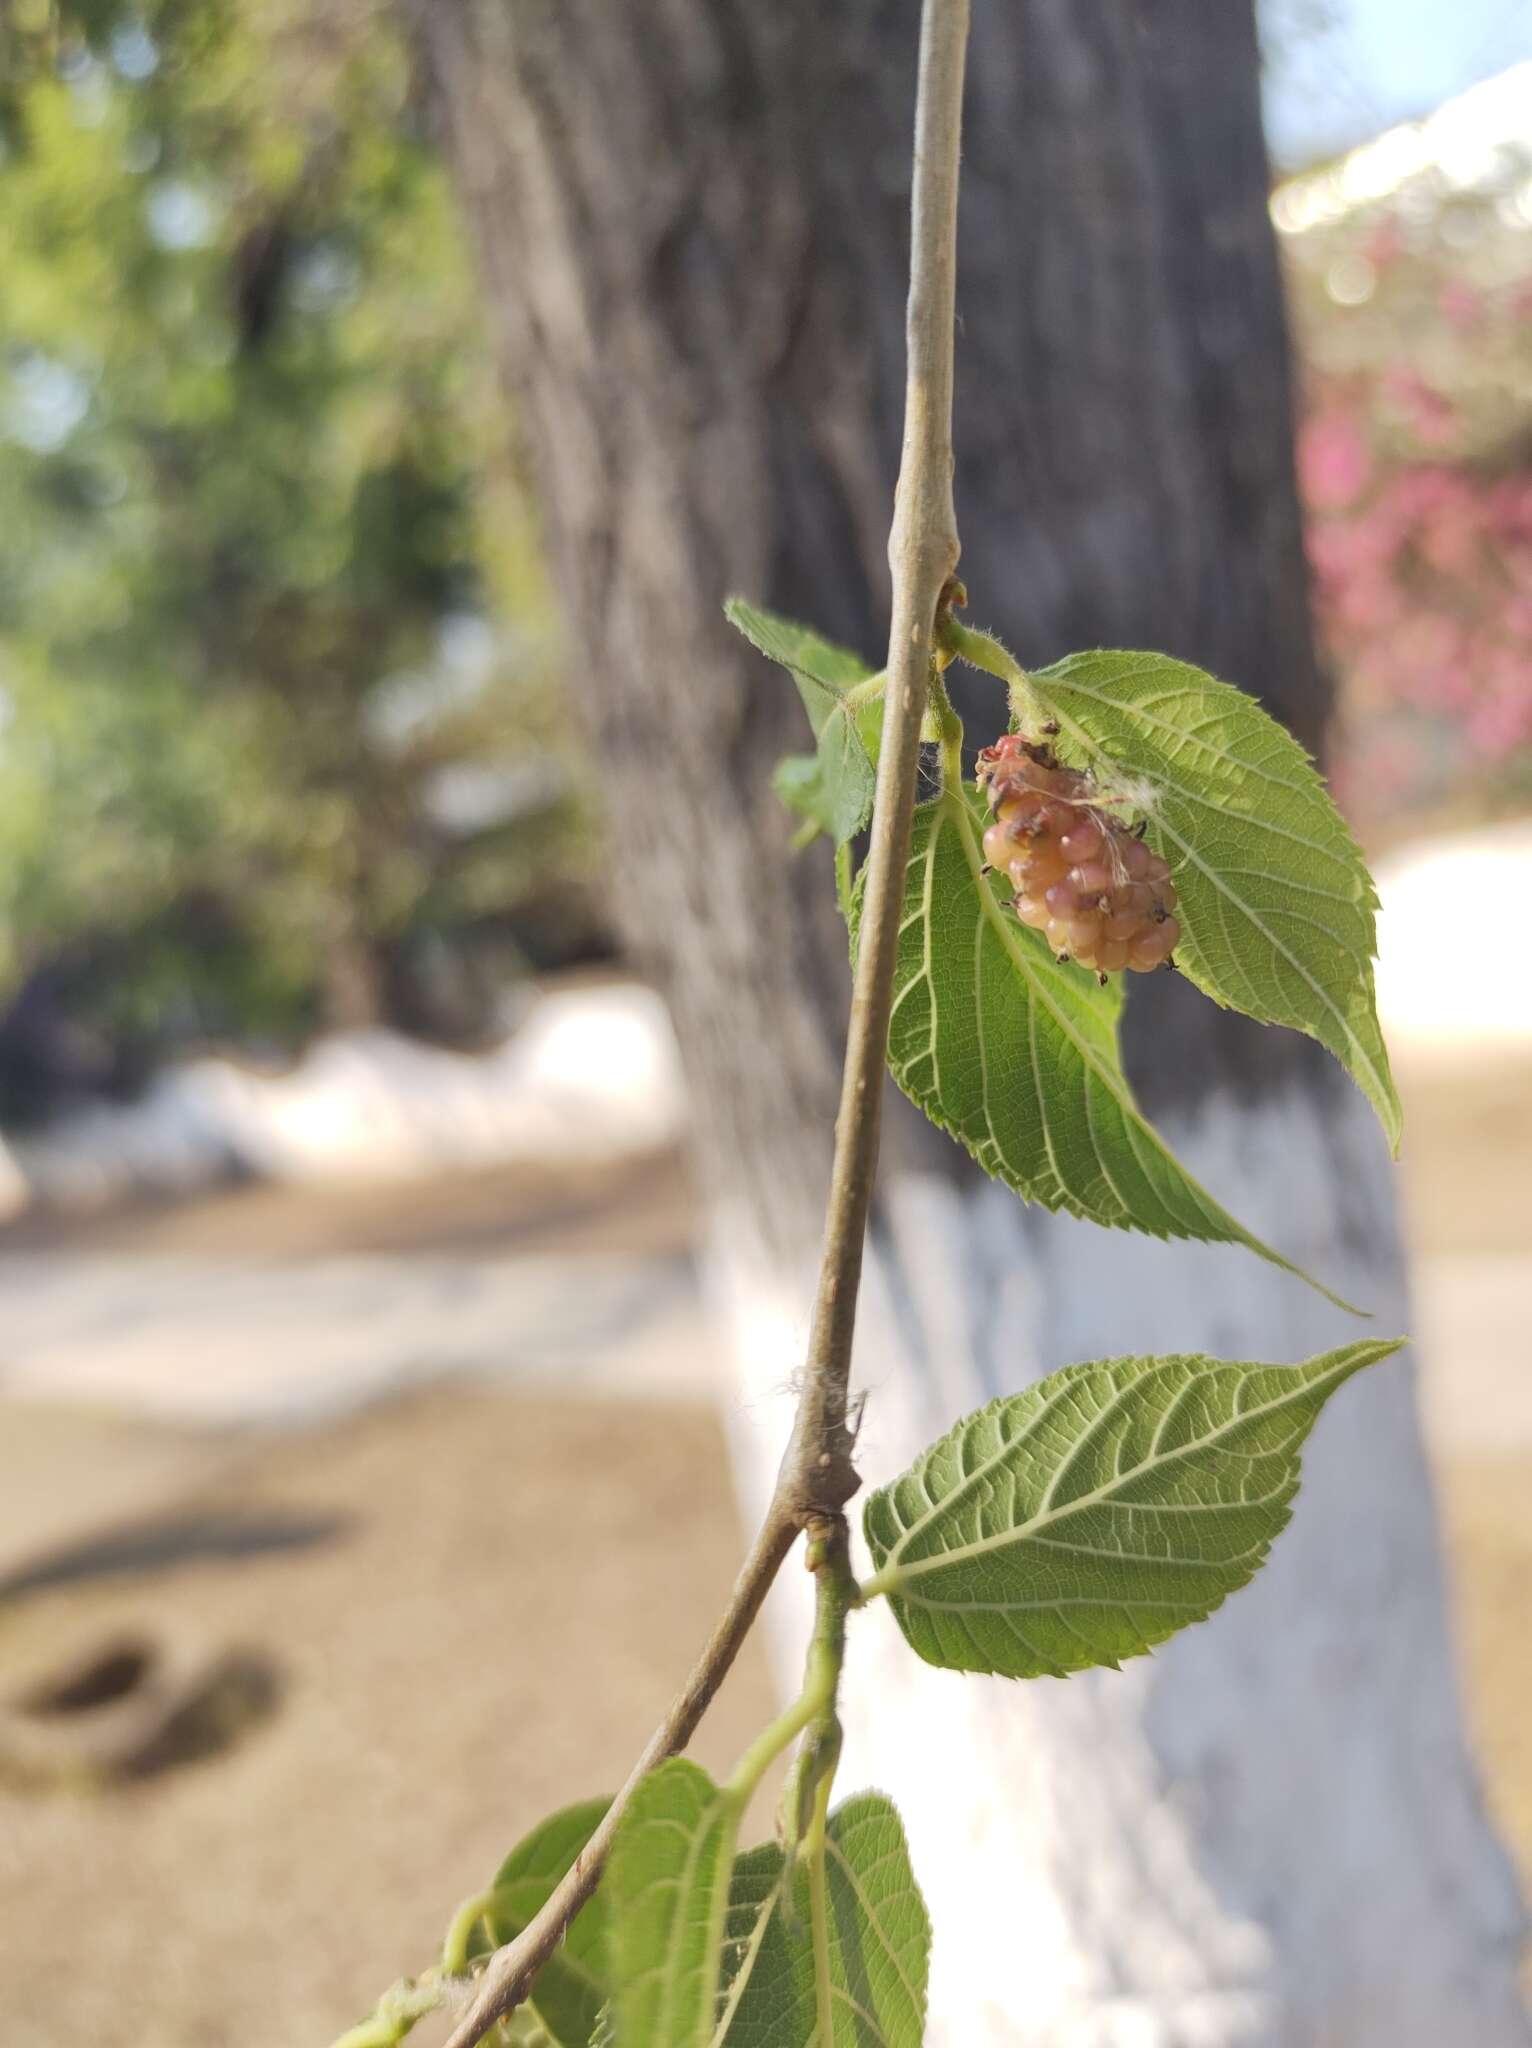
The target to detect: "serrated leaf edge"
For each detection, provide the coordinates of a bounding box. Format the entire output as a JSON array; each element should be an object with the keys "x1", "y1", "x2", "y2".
[
  {"x1": 864, "y1": 1340, "x2": 1401, "y2": 1676},
  {"x1": 925, "y1": 787, "x2": 1361, "y2": 1313},
  {"x1": 1029, "y1": 652, "x2": 1401, "y2": 1153},
  {"x1": 713, "y1": 1794, "x2": 928, "y2": 2048}
]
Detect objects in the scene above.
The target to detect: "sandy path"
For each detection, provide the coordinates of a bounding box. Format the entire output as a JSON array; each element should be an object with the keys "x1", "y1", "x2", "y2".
[
  {"x1": 0, "y1": 1389, "x2": 777, "y2": 2048},
  {"x1": 0, "y1": 1056, "x2": 1527, "y2": 2043}
]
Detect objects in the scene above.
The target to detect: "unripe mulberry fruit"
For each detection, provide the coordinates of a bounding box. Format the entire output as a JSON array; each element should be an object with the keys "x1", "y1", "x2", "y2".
[{"x1": 976, "y1": 733, "x2": 1179, "y2": 978}]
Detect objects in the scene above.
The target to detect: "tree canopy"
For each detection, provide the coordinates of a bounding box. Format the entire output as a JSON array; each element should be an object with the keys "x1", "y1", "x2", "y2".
[{"x1": 0, "y1": 0, "x2": 584, "y2": 1110}]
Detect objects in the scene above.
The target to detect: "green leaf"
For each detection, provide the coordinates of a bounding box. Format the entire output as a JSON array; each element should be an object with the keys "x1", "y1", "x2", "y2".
[
  {"x1": 726, "y1": 597, "x2": 882, "y2": 845},
  {"x1": 473, "y1": 1799, "x2": 612, "y2": 2048},
  {"x1": 1025, "y1": 650, "x2": 1402, "y2": 1152},
  {"x1": 772, "y1": 753, "x2": 828, "y2": 830},
  {"x1": 864, "y1": 1339, "x2": 1401, "y2": 1679},
  {"x1": 871, "y1": 789, "x2": 1354, "y2": 1307},
  {"x1": 503, "y1": 2015, "x2": 562, "y2": 2048},
  {"x1": 605, "y1": 1759, "x2": 741, "y2": 2048},
  {"x1": 725, "y1": 598, "x2": 874, "y2": 693},
  {"x1": 716, "y1": 1795, "x2": 929, "y2": 2046},
  {"x1": 807, "y1": 691, "x2": 881, "y2": 848}
]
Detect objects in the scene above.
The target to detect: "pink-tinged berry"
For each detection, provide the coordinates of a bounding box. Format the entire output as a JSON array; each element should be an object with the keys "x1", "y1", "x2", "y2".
[
  {"x1": 981, "y1": 820, "x2": 1014, "y2": 870},
  {"x1": 1013, "y1": 891, "x2": 1049, "y2": 929},
  {"x1": 975, "y1": 732, "x2": 1179, "y2": 977},
  {"x1": 1059, "y1": 816, "x2": 1104, "y2": 863},
  {"x1": 1129, "y1": 923, "x2": 1178, "y2": 970}
]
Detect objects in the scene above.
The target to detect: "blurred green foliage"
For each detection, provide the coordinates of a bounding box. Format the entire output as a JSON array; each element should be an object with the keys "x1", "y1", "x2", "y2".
[{"x1": 0, "y1": 0, "x2": 589, "y2": 1110}]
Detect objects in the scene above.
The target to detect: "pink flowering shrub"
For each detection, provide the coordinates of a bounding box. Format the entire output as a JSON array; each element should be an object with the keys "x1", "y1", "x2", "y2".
[{"x1": 1282, "y1": 154, "x2": 1532, "y2": 835}]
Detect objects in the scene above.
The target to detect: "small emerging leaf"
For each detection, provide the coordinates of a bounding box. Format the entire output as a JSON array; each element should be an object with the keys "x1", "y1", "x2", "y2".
[
  {"x1": 726, "y1": 597, "x2": 882, "y2": 845},
  {"x1": 716, "y1": 1794, "x2": 929, "y2": 2046},
  {"x1": 474, "y1": 1799, "x2": 611, "y2": 2048},
  {"x1": 605, "y1": 1759, "x2": 740, "y2": 2048},
  {"x1": 864, "y1": 1339, "x2": 1401, "y2": 1679},
  {"x1": 1025, "y1": 650, "x2": 1402, "y2": 1151},
  {"x1": 772, "y1": 753, "x2": 828, "y2": 830},
  {"x1": 808, "y1": 688, "x2": 883, "y2": 847},
  {"x1": 867, "y1": 789, "x2": 1354, "y2": 1306},
  {"x1": 725, "y1": 598, "x2": 872, "y2": 693}
]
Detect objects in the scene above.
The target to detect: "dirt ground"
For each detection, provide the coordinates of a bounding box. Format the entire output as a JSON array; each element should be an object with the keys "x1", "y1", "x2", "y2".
[
  {"x1": 0, "y1": 1058, "x2": 1527, "y2": 2046},
  {"x1": 0, "y1": 1390, "x2": 779, "y2": 2048},
  {"x1": 1394, "y1": 1062, "x2": 1532, "y2": 1888},
  {"x1": 1441, "y1": 1454, "x2": 1532, "y2": 1904}
]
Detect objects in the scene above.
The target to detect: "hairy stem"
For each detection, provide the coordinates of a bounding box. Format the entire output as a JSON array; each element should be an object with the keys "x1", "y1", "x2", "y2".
[
  {"x1": 330, "y1": 2020, "x2": 408, "y2": 2048},
  {"x1": 432, "y1": 7, "x2": 969, "y2": 2041},
  {"x1": 726, "y1": 1632, "x2": 836, "y2": 1805},
  {"x1": 331, "y1": 1976, "x2": 447, "y2": 2048},
  {"x1": 940, "y1": 615, "x2": 1044, "y2": 728},
  {"x1": 844, "y1": 670, "x2": 889, "y2": 708},
  {"x1": 927, "y1": 663, "x2": 966, "y2": 791},
  {"x1": 779, "y1": 1519, "x2": 854, "y2": 1858}
]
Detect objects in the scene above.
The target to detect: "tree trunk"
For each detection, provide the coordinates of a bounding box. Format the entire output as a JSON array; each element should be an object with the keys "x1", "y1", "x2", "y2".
[{"x1": 413, "y1": 3, "x2": 1530, "y2": 2040}]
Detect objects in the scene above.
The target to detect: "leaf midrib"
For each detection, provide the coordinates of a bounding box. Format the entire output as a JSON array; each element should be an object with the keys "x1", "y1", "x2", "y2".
[
  {"x1": 1041, "y1": 658, "x2": 1352, "y2": 817},
  {"x1": 1155, "y1": 809, "x2": 1394, "y2": 1127},
  {"x1": 644, "y1": 1788, "x2": 738, "y2": 2045},
  {"x1": 874, "y1": 1344, "x2": 1390, "y2": 1594},
  {"x1": 939, "y1": 792, "x2": 1325, "y2": 1280},
  {"x1": 708, "y1": 1868, "x2": 783, "y2": 2048},
  {"x1": 825, "y1": 1830, "x2": 924, "y2": 2024},
  {"x1": 1031, "y1": 678, "x2": 1396, "y2": 1139}
]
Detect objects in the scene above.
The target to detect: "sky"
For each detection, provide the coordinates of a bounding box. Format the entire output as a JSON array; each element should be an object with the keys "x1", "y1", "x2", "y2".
[{"x1": 1260, "y1": 0, "x2": 1531, "y2": 167}]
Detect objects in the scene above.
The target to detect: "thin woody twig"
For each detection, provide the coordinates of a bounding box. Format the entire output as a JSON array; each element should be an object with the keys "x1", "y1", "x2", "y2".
[
  {"x1": 782, "y1": 0, "x2": 968, "y2": 1525},
  {"x1": 436, "y1": 1511, "x2": 796, "y2": 2048},
  {"x1": 435, "y1": 7, "x2": 970, "y2": 2042}
]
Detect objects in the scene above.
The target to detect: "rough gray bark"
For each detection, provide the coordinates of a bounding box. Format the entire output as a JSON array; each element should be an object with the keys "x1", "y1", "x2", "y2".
[
  {"x1": 413, "y1": 0, "x2": 1326, "y2": 1184},
  {"x1": 413, "y1": 3, "x2": 1530, "y2": 2040}
]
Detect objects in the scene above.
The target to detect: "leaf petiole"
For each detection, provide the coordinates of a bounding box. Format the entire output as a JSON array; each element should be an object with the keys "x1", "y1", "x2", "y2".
[
  {"x1": 442, "y1": 1892, "x2": 499, "y2": 1975},
  {"x1": 856, "y1": 1564, "x2": 898, "y2": 1604},
  {"x1": 327, "y1": 1977, "x2": 447, "y2": 2048},
  {"x1": 940, "y1": 616, "x2": 1045, "y2": 729},
  {"x1": 724, "y1": 1671, "x2": 833, "y2": 1808},
  {"x1": 844, "y1": 670, "x2": 888, "y2": 708},
  {"x1": 926, "y1": 663, "x2": 965, "y2": 790},
  {"x1": 727, "y1": 1518, "x2": 856, "y2": 1813}
]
